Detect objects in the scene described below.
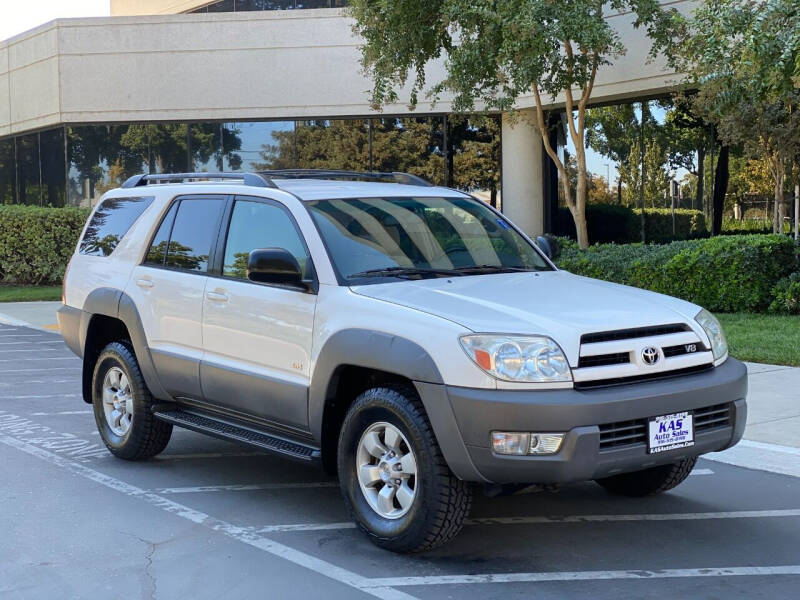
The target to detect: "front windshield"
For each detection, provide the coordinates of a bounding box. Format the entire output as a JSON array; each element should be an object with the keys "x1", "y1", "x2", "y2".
[{"x1": 306, "y1": 196, "x2": 553, "y2": 283}]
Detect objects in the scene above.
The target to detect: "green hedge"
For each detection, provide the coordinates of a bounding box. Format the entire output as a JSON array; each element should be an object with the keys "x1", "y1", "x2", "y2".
[
  {"x1": 556, "y1": 204, "x2": 706, "y2": 244},
  {"x1": 769, "y1": 272, "x2": 800, "y2": 315},
  {"x1": 0, "y1": 206, "x2": 90, "y2": 285},
  {"x1": 555, "y1": 234, "x2": 799, "y2": 313}
]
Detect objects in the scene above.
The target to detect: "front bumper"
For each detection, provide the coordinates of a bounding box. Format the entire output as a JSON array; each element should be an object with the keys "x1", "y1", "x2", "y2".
[{"x1": 441, "y1": 358, "x2": 747, "y2": 484}]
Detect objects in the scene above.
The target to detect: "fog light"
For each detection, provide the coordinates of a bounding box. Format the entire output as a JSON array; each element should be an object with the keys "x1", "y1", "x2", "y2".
[
  {"x1": 491, "y1": 432, "x2": 565, "y2": 455},
  {"x1": 529, "y1": 433, "x2": 564, "y2": 455},
  {"x1": 491, "y1": 432, "x2": 530, "y2": 455}
]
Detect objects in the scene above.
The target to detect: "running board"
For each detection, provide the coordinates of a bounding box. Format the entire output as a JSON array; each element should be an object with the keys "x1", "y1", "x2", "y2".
[{"x1": 153, "y1": 408, "x2": 321, "y2": 463}]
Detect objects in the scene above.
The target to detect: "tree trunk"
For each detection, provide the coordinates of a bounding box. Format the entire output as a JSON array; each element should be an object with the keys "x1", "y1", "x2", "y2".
[
  {"x1": 490, "y1": 186, "x2": 497, "y2": 209},
  {"x1": 773, "y1": 166, "x2": 785, "y2": 234},
  {"x1": 616, "y1": 177, "x2": 622, "y2": 205},
  {"x1": 711, "y1": 145, "x2": 729, "y2": 236},
  {"x1": 695, "y1": 146, "x2": 705, "y2": 213}
]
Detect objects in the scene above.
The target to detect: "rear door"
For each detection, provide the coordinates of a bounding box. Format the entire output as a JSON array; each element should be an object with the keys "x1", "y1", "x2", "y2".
[
  {"x1": 127, "y1": 194, "x2": 227, "y2": 399},
  {"x1": 200, "y1": 195, "x2": 317, "y2": 431}
]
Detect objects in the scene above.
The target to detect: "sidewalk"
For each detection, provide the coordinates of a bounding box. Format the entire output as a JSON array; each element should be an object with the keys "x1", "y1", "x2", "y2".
[{"x1": 1, "y1": 300, "x2": 798, "y2": 473}]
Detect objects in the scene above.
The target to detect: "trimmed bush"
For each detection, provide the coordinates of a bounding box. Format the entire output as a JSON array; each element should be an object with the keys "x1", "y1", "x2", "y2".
[
  {"x1": 769, "y1": 272, "x2": 800, "y2": 315},
  {"x1": 555, "y1": 203, "x2": 706, "y2": 244},
  {"x1": 555, "y1": 234, "x2": 798, "y2": 313},
  {"x1": 0, "y1": 206, "x2": 90, "y2": 285}
]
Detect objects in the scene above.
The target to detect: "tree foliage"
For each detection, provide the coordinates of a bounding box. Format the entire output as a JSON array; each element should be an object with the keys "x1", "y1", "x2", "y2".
[{"x1": 349, "y1": 0, "x2": 681, "y2": 248}]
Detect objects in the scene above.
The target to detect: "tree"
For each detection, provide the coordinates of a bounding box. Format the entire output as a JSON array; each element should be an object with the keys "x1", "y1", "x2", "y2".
[
  {"x1": 348, "y1": 0, "x2": 681, "y2": 248},
  {"x1": 678, "y1": 0, "x2": 800, "y2": 234},
  {"x1": 585, "y1": 104, "x2": 640, "y2": 204}
]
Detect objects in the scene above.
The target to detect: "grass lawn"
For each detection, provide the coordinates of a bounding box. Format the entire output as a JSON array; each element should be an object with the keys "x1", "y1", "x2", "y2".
[
  {"x1": 717, "y1": 313, "x2": 800, "y2": 367},
  {"x1": 0, "y1": 284, "x2": 62, "y2": 303}
]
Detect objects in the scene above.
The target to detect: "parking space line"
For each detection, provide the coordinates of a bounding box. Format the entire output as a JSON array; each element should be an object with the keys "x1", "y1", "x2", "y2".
[
  {"x1": 0, "y1": 341, "x2": 64, "y2": 345},
  {"x1": 365, "y1": 565, "x2": 800, "y2": 587},
  {"x1": 0, "y1": 368, "x2": 77, "y2": 373},
  {"x1": 0, "y1": 394, "x2": 80, "y2": 400},
  {"x1": 239, "y1": 508, "x2": 800, "y2": 535},
  {"x1": 31, "y1": 410, "x2": 92, "y2": 416},
  {"x1": 707, "y1": 440, "x2": 800, "y2": 478},
  {"x1": 154, "y1": 481, "x2": 339, "y2": 494},
  {"x1": 0, "y1": 432, "x2": 419, "y2": 600}
]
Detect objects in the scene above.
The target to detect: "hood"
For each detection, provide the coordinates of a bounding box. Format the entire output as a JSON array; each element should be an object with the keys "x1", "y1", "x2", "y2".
[{"x1": 351, "y1": 271, "x2": 703, "y2": 366}]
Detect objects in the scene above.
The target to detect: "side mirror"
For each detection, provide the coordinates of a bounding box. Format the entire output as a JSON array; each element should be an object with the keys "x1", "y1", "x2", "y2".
[{"x1": 247, "y1": 248, "x2": 304, "y2": 288}]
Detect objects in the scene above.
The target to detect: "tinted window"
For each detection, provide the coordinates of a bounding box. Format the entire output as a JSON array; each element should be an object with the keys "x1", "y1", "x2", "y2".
[
  {"x1": 164, "y1": 198, "x2": 225, "y2": 272},
  {"x1": 144, "y1": 202, "x2": 178, "y2": 266},
  {"x1": 223, "y1": 199, "x2": 310, "y2": 280},
  {"x1": 79, "y1": 197, "x2": 154, "y2": 256}
]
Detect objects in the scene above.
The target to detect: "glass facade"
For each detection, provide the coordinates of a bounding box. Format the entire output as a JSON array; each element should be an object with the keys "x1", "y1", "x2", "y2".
[
  {"x1": 0, "y1": 115, "x2": 502, "y2": 208},
  {"x1": 188, "y1": 0, "x2": 347, "y2": 13}
]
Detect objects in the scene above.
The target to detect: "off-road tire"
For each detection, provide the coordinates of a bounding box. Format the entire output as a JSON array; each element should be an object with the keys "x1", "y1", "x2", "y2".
[
  {"x1": 595, "y1": 457, "x2": 698, "y2": 497},
  {"x1": 338, "y1": 385, "x2": 472, "y2": 553},
  {"x1": 92, "y1": 341, "x2": 172, "y2": 460}
]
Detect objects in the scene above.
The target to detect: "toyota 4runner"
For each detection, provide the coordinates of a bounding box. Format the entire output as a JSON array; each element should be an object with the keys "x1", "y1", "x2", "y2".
[{"x1": 58, "y1": 170, "x2": 748, "y2": 552}]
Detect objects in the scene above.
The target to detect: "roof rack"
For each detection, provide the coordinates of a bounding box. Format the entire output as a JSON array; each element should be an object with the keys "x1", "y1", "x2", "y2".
[
  {"x1": 121, "y1": 172, "x2": 277, "y2": 189},
  {"x1": 258, "y1": 169, "x2": 433, "y2": 187}
]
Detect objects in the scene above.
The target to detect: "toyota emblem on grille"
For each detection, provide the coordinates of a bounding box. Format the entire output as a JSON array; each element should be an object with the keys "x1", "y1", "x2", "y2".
[{"x1": 641, "y1": 346, "x2": 660, "y2": 365}]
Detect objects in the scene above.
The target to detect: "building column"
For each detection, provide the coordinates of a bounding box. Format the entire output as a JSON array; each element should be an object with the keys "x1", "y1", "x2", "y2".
[{"x1": 501, "y1": 110, "x2": 545, "y2": 237}]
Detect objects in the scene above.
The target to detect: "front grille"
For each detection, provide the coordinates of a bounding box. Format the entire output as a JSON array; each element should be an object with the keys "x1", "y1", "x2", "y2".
[
  {"x1": 598, "y1": 402, "x2": 734, "y2": 451},
  {"x1": 581, "y1": 323, "x2": 690, "y2": 345},
  {"x1": 578, "y1": 352, "x2": 630, "y2": 369},
  {"x1": 575, "y1": 364, "x2": 713, "y2": 390}
]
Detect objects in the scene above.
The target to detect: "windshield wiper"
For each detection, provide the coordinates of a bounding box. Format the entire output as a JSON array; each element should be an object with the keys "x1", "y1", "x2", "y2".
[
  {"x1": 452, "y1": 265, "x2": 537, "y2": 274},
  {"x1": 348, "y1": 266, "x2": 462, "y2": 279}
]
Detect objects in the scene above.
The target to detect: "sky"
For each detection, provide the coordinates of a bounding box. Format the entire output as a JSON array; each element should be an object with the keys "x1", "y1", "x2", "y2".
[{"x1": 0, "y1": 0, "x2": 110, "y2": 41}]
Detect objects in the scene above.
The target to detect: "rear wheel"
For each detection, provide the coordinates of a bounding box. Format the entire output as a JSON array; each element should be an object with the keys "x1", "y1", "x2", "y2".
[
  {"x1": 92, "y1": 342, "x2": 172, "y2": 460},
  {"x1": 337, "y1": 386, "x2": 472, "y2": 553},
  {"x1": 595, "y1": 457, "x2": 698, "y2": 497}
]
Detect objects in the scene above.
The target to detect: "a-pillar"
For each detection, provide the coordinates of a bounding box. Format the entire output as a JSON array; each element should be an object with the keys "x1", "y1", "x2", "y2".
[{"x1": 501, "y1": 109, "x2": 545, "y2": 237}]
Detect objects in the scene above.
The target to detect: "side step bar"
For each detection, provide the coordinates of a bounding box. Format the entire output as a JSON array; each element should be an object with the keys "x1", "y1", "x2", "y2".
[{"x1": 153, "y1": 408, "x2": 321, "y2": 464}]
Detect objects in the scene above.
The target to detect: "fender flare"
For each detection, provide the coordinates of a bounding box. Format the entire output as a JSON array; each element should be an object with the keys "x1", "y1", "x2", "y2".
[
  {"x1": 308, "y1": 329, "x2": 485, "y2": 482},
  {"x1": 79, "y1": 287, "x2": 170, "y2": 402}
]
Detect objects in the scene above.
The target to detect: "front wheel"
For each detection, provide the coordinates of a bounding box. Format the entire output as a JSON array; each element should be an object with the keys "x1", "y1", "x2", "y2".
[
  {"x1": 337, "y1": 386, "x2": 472, "y2": 553},
  {"x1": 595, "y1": 457, "x2": 698, "y2": 497}
]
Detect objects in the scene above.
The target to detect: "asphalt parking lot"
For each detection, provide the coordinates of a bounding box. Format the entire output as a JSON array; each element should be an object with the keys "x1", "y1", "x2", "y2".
[{"x1": 1, "y1": 322, "x2": 799, "y2": 599}]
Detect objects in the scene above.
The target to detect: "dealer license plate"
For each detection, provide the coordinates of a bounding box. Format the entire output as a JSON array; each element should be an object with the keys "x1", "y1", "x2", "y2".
[{"x1": 648, "y1": 412, "x2": 694, "y2": 454}]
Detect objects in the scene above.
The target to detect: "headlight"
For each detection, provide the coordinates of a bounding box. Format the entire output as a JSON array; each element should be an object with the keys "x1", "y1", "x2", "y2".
[
  {"x1": 695, "y1": 309, "x2": 728, "y2": 361},
  {"x1": 460, "y1": 335, "x2": 572, "y2": 382}
]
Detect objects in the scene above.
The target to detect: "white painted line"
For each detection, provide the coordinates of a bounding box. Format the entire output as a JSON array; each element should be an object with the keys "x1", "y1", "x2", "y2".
[
  {"x1": 0, "y1": 349, "x2": 73, "y2": 353},
  {"x1": 31, "y1": 410, "x2": 92, "y2": 416},
  {"x1": 0, "y1": 368, "x2": 77, "y2": 373},
  {"x1": 0, "y1": 394, "x2": 80, "y2": 400},
  {"x1": 691, "y1": 468, "x2": 714, "y2": 475},
  {"x1": 242, "y1": 508, "x2": 800, "y2": 535},
  {"x1": 0, "y1": 341, "x2": 63, "y2": 345},
  {"x1": 0, "y1": 432, "x2": 418, "y2": 600},
  {"x1": 366, "y1": 565, "x2": 800, "y2": 588},
  {"x1": 707, "y1": 440, "x2": 800, "y2": 478},
  {"x1": 0, "y1": 334, "x2": 50, "y2": 338},
  {"x1": 0, "y1": 357, "x2": 78, "y2": 362},
  {"x1": 154, "y1": 481, "x2": 338, "y2": 494}
]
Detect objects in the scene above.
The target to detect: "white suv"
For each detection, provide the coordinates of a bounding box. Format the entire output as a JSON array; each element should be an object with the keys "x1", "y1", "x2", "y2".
[{"x1": 59, "y1": 170, "x2": 747, "y2": 552}]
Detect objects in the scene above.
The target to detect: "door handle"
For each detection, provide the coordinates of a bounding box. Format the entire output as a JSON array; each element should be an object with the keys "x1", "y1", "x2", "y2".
[
  {"x1": 206, "y1": 291, "x2": 229, "y2": 302},
  {"x1": 136, "y1": 278, "x2": 154, "y2": 289}
]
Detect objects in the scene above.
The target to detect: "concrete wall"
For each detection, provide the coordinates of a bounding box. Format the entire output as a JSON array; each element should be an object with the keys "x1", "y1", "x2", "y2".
[{"x1": 0, "y1": 2, "x2": 693, "y2": 136}]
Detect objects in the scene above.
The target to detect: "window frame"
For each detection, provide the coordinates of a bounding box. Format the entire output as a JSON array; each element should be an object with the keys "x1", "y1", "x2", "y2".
[
  {"x1": 140, "y1": 194, "x2": 229, "y2": 275},
  {"x1": 209, "y1": 194, "x2": 318, "y2": 294},
  {"x1": 79, "y1": 195, "x2": 155, "y2": 257}
]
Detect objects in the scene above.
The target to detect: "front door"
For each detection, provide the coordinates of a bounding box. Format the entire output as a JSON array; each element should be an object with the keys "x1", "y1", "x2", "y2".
[{"x1": 200, "y1": 196, "x2": 317, "y2": 431}]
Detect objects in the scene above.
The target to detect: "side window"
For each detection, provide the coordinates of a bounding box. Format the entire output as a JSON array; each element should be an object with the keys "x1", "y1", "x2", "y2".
[
  {"x1": 144, "y1": 202, "x2": 178, "y2": 266},
  {"x1": 165, "y1": 198, "x2": 225, "y2": 273},
  {"x1": 222, "y1": 199, "x2": 311, "y2": 281},
  {"x1": 79, "y1": 196, "x2": 154, "y2": 257}
]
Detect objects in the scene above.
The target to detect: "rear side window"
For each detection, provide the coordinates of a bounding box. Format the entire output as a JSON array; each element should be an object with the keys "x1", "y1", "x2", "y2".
[
  {"x1": 143, "y1": 196, "x2": 225, "y2": 273},
  {"x1": 79, "y1": 196, "x2": 154, "y2": 256}
]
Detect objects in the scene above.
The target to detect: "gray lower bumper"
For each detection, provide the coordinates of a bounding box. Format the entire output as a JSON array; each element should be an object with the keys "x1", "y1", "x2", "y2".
[{"x1": 439, "y1": 358, "x2": 748, "y2": 484}]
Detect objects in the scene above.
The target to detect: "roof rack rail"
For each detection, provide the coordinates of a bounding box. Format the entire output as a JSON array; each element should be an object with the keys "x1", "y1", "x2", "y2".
[
  {"x1": 258, "y1": 169, "x2": 433, "y2": 187},
  {"x1": 121, "y1": 172, "x2": 277, "y2": 189}
]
